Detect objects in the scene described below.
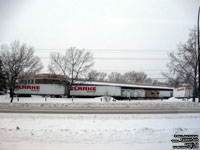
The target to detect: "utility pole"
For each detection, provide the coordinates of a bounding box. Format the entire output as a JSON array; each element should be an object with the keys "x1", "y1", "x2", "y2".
[{"x1": 198, "y1": 6, "x2": 200, "y2": 102}]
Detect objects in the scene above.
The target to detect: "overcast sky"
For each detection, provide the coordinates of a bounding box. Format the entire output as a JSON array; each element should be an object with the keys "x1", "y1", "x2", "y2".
[{"x1": 0, "y1": 0, "x2": 199, "y2": 80}]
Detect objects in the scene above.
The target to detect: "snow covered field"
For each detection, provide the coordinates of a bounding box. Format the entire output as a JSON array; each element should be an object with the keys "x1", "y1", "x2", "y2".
[
  {"x1": 0, "y1": 94, "x2": 200, "y2": 111},
  {"x1": 0, "y1": 95, "x2": 200, "y2": 150},
  {"x1": 0, "y1": 113, "x2": 200, "y2": 150},
  {"x1": 0, "y1": 94, "x2": 199, "y2": 103}
]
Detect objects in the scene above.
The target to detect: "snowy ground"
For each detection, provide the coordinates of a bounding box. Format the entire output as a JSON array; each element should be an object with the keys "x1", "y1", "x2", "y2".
[
  {"x1": 0, "y1": 113, "x2": 200, "y2": 150},
  {"x1": 0, "y1": 94, "x2": 200, "y2": 111},
  {"x1": 0, "y1": 95, "x2": 200, "y2": 150},
  {"x1": 0, "y1": 94, "x2": 199, "y2": 103}
]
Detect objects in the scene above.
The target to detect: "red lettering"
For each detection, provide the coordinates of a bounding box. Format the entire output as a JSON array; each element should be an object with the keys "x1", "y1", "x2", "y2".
[
  {"x1": 32, "y1": 86, "x2": 36, "y2": 89},
  {"x1": 15, "y1": 85, "x2": 20, "y2": 89},
  {"x1": 71, "y1": 86, "x2": 96, "y2": 91},
  {"x1": 15, "y1": 85, "x2": 40, "y2": 90},
  {"x1": 78, "y1": 87, "x2": 83, "y2": 91},
  {"x1": 83, "y1": 87, "x2": 87, "y2": 91},
  {"x1": 177, "y1": 88, "x2": 185, "y2": 91}
]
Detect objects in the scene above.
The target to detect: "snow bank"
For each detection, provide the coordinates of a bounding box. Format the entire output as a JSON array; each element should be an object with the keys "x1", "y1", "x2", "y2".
[
  {"x1": 1, "y1": 94, "x2": 199, "y2": 103},
  {"x1": 1, "y1": 95, "x2": 200, "y2": 111},
  {"x1": 0, "y1": 94, "x2": 117, "y2": 103},
  {"x1": 95, "y1": 96, "x2": 117, "y2": 102},
  {"x1": 0, "y1": 113, "x2": 199, "y2": 150},
  {"x1": 167, "y1": 97, "x2": 199, "y2": 102}
]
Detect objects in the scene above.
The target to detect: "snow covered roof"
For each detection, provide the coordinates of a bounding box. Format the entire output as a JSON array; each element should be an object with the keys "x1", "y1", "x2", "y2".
[
  {"x1": 25, "y1": 74, "x2": 173, "y2": 90},
  {"x1": 82, "y1": 81, "x2": 174, "y2": 90}
]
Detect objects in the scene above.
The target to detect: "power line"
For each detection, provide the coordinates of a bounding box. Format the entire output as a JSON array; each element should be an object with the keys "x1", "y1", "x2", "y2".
[
  {"x1": 35, "y1": 48, "x2": 173, "y2": 53},
  {"x1": 96, "y1": 69, "x2": 167, "y2": 72},
  {"x1": 41, "y1": 69, "x2": 167, "y2": 79},
  {"x1": 39, "y1": 56, "x2": 169, "y2": 60},
  {"x1": 42, "y1": 69, "x2": 166, "y2": 72},
  {"x1": 35, "y1": 48, "x2": 173, "y2": 51},
  {"x1": 94, "y1": 57, "x2": 168, "y2": 60}
]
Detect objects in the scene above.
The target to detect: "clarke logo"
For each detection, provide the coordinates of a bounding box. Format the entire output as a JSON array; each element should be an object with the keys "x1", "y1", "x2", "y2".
[
  {"x1": 71, "y1": 86, "x2": 96, "y2": 91},
  {"x1": 16, "y1": 85, "x2": 40, "y2": 90}
]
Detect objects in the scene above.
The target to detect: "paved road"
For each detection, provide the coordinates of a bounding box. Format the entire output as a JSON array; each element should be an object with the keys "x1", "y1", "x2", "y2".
[
  {"x1": 1, "y1": 101, "x2": 200, "y2": 114},
  {"x1": 0, "y1": 108, "x2": 200, "y2": 114}
]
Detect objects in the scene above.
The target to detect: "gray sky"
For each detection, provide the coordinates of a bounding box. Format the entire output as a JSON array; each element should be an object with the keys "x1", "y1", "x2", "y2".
[{"x1": 0, "y1": 0, "x2": 199, "y2": 80}]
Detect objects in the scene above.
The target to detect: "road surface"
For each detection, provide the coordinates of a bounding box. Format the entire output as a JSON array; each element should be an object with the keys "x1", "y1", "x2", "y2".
[
  {"x1": 0, "y1": 101, "x2": 200, "y2": 114},
  {"x1": 0, "y1": 108, "x2": 200, "y2": 114}
]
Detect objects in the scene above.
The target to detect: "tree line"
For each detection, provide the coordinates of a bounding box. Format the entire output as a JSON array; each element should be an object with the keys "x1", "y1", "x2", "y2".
[
  {"x1": 87, "y1": 70, "x2": 165, "y2": 86},
  {"x1": 0, "y1": 28, "x2": 199, "y2": 102}
]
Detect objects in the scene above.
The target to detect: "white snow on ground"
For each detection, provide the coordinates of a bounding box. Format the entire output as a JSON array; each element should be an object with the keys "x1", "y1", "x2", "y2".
[
  {"x1": 0, "y1": 94, "x2": 119, "y2": 103},
  {"x1": 0, "y1": 113, "x2": 200, "y2": 150},
  {"x1": 0, "y1": 94, "x2": 199, "y2": 103},
  {"x1": 0, "y1": 94, "x2": 200, "y2": 150},
  {"x1": 167, "y1": 97, "x2": 199, "y2": 102},
  {"x1": 1, "y1": 94, "x2": 200, "y2": 111}
]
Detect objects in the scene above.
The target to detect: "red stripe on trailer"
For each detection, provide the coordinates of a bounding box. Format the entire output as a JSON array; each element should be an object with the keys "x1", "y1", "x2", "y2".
[{"x1": 177, "y1": 88, "x2": 185, "y2": 91}]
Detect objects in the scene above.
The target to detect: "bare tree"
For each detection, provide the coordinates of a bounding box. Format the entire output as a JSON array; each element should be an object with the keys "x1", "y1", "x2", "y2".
[
  {"x1": 48, "y1": 47, "x2": 94, "y2": 97},
  {"x1": 107, "y1": 71, "x2": 156, "y2": 85},
  {"x1": 108, "y1": 72, "x2": 124, "y2": 82},
  {"x1": 0, "y1": 59, "x2": 6, "y2": 94},
  {"x1": 87, "y1": 70, "x2": 107, "y2": 81},
  {"x1": 162, "y1": 72, "x2": 183, "y2": 87},
  {"x1": 0, "y1": 41, "x2": 43, "y2": 102},
  {"x1": 143, "y1": 78, "x2": 153, "y2": 85},
  {"x1": 123, "y1": 71, "x2": 148, "y2": 84},
  {"x1": 163, "y1": 28, "x2": 199, "y2": 102}
]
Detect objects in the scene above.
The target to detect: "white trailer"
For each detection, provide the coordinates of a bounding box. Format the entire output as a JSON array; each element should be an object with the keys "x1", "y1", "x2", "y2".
[
  {"x1": 173, "y1": 87, "x2": 193, "y2": 98},
  {"x1": 121, "y1": 89, "x2": 145, "y2": 98},
  {"x1": 15, "y1": 84, "x2": 121, "y2": 97},
  {"x1": 15, "y1": 84, "x2": 65, "y2": 96},
  {"x1": 70, "y1": 85, "x2": 121, "y2": 97},
  {"x1": 134, "y1": 90, "x2": 145, "y2": 98},
  {"x1": 159, "y1": 91, "x2": 172, "y2": 98},
  {"x1": 121, "y1": 89, "x2": 131, "y2": 98}
]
